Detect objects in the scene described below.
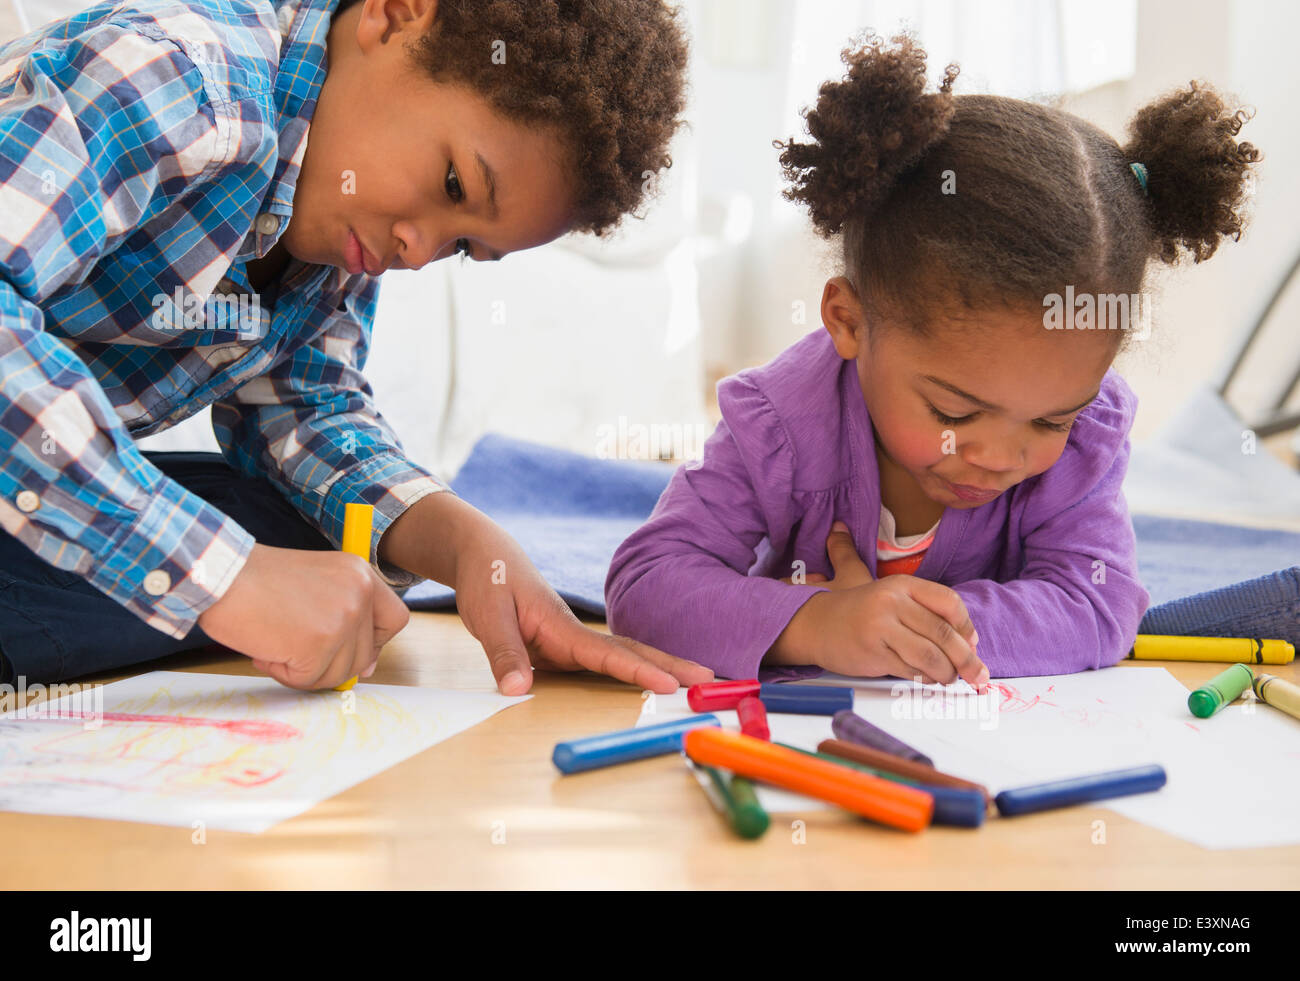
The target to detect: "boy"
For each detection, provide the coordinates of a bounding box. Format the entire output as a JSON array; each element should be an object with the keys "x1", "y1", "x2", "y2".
[{"x1": 0, "y1": 0, "x2": 712, "y2": 693}]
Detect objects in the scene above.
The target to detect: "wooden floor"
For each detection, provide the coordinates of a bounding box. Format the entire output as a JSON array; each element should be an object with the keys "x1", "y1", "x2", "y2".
[{"x1": 2, "y1": 610, "x2": 1297, "y2": 889}]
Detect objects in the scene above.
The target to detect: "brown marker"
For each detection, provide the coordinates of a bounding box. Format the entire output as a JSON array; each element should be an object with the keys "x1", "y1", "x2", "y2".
[{"x1": 818, "y1": 738, "x2": 992, "y2": 803}]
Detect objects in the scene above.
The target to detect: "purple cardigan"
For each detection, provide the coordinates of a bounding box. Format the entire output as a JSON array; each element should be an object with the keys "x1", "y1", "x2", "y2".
[{"x1": 605, "y1": 329, "x2": 1150, "y2": 680}]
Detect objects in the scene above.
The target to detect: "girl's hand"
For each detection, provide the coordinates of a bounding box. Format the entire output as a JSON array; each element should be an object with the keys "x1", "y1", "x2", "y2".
[{"x1": 771, "y1": 522, "x2": 988, "y2": 688}]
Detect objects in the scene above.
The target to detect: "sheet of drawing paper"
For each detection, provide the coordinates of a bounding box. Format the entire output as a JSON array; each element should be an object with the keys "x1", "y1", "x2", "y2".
[
  {"x1": 637, "y1": 667, "x2": 1300, "y2": 849},
  {"x1": 0, "y1": 671, "x2": 530, "y2": 833}
]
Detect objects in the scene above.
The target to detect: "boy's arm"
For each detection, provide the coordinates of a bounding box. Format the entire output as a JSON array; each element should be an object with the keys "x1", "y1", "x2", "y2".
[
  {"x1": 952, "y1": 379, "x2": 1150, "y2": 677},
  {"x1": 606, "y1": 377, "x2": 828, "y2": 679},
  {"x1": 210, "y1": 274, "x2": 449, "y2": 586},
  {"x1": 0, "y1": 23, "x2": 269, "y2": 637}
]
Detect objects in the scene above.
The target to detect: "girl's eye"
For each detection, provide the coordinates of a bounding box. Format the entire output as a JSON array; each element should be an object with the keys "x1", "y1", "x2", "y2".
[
  {"x1": 1035, "y1": 419, "x2": 1073, "y2": 433},
  {"x1": 445, "y1": 162, "x2": 464, "y2": 202},
  {"x1": 928, "y1": 405, "x2": 974, "y2": 426},
  {"x1": 454, "y1": 238, "x2": 472, "y2": 259}
]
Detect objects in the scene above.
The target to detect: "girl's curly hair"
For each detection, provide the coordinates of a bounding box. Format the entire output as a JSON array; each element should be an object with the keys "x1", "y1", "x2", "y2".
[
  {"x1": 776, "y1": 33, "x2": 1260, "y2": 337},
  {"x1": 396, "y1": 0, "x2": 689, "y2": 236}
]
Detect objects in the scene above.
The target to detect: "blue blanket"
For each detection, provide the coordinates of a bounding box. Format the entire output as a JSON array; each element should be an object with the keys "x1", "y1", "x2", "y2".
[{"x1": 404, "y1": 434, "x2": 1300, "y2": 645}]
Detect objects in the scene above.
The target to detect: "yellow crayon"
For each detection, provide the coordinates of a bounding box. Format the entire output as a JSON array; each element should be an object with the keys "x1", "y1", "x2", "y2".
[
  {"x1": 1129, "y1": 635, "x2": 1295, "y2": 665},
  {"x1": 1252, "y1": 673, "x2": 1300, "y2": 724},
  {"x1": 334, "y1": 502, "x2": 376, "y2": 692}
]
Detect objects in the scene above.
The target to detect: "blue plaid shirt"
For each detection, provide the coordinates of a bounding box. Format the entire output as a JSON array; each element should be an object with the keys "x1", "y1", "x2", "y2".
[{"x1": 0, "y1": 0, "x2": 448, "y2": 639}]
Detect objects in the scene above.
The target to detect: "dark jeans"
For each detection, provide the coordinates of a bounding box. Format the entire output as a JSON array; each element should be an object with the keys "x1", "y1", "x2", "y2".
[{"x1": 0, "y1": 452, "x2": 333, "y2": 684}]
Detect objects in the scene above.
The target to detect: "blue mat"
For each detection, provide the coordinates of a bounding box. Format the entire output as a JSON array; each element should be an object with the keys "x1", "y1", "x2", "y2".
[{"x1": 404, "y1": 434, "x2": 1300, "y2": 645}]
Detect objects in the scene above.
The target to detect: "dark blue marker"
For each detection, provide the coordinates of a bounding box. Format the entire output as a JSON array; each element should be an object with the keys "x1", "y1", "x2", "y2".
[
  {"x1": 994, "y1": 764, "x2": 1167, "y2": 816},
  {"x1": 552, "y1": 714, "x2": 722, "y2": 774},
  {"x1": 758, "y1": 683, "x2": 853, "y2": 715}
]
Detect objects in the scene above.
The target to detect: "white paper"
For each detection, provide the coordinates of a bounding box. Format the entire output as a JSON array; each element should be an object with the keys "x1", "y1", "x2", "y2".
[
  {"x1": 638, "y1": 667, "x2": 1300, "y2": 849},
  {"x1": 0, "y1": 671, "x2": 529, "y2": 833}
]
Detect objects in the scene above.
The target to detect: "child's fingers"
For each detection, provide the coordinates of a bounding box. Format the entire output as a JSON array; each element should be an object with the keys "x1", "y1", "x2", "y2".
[
  {"x1": 545, "y1": 619, "x2": 684, "y2": 694},
  {"x1": 897, "y1": 598, "x2": 985, "y2": 685},
  {"x1": 606, "y1": 635, "x2": 715, "y2": 685},
  {"x1": 892, "y1": 629, "x2": 961, "y2": 685},
  {"x1": 825, "y1": 521, "x2": 873, "y2": 586},
  {"x1": 874, "y1": 641, "x2": 939, "y2": 685},
  {"x1": 466, "y1": 593, "x2": 535, "y2": 696},
  {"x1": 904, "y1": 578, "x2": 976, "y2": 640}
]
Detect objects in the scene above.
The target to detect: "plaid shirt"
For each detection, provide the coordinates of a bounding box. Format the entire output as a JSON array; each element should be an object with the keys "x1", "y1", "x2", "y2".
[{"x1": 0, "y1": 0, "x2": 447, "y2": 639}]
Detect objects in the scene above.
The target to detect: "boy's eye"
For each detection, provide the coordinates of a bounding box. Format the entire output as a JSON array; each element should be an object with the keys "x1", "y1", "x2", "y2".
[
  {"x1": 445, "y1": 162, "x2": 464, "y2": 202},
  {"x1": 928, "y1": 404, "x2": 974, "y2": 427}
]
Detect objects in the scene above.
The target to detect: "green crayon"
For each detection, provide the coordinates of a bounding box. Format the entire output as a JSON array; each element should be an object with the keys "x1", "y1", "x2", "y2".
[
  {"x1": 1188, "y1": 663, "x2": 1254, "y2": 718},
  {"x1": 687, "y1": 760, "x2": 769, "y2": 839}
]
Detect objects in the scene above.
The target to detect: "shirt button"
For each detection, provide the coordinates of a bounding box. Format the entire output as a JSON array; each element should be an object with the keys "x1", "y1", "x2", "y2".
[
  {"x1": 255, "y1": 213, "x2": 279, "y2": 235},
  {"x1": 143, "y1": 570, "x2": 171, "y2": 596},
  {"x1": 15, "y1": 490, "x2": 39, "y2": 513},
  {"x1": 215, "y1": 277, "x2": 234, "y2": 293}
]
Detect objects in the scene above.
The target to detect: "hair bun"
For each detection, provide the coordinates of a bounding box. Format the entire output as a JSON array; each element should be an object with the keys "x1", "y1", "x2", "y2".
[
  {"x1": 1124, "y1": 81, "x2": 1260, "y2": 263},
  {"x1": 777, "y1": 33, "x2": 958, "y2": 236}
]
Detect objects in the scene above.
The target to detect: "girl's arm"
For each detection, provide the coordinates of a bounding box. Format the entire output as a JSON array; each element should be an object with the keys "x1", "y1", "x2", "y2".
[{"x1": 605, "y1": 376, "x2": 829, "y2": 679}]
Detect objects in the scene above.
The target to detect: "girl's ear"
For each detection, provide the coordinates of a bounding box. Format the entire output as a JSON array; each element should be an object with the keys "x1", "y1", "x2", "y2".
[{"x1": 821, "y1": 277, "x2": 866, "y2": 360}]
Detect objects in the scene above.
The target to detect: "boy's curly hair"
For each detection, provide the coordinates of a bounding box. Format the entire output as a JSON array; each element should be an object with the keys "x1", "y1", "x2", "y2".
[
  {"x1": 387, "y1": 0, "x2": 689, "y2": 236},
  {"x1": 776, "y1": 33, "x2": 1260, "y2": 339}
]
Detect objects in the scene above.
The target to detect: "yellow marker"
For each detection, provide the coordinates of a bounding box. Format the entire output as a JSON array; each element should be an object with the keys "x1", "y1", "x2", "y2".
[
  {"x1": 1129, "y1": 635, "x2": 1295, "y2": 665},
  {"x1": 334, "y1": 502, "x2": 376, "y2": 691},
  {"x1": 1252, "y1": 673, "x2": 1300, "y2": 724}
]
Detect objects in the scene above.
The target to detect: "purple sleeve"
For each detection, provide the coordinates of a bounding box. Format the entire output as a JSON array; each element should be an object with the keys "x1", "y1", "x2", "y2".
[
  {"x1": 953, "y1": 377, "x2": 1150, "y2": 677},
  {"x1": 605, "y1": 378, "x2": 827, "y2": 679}
]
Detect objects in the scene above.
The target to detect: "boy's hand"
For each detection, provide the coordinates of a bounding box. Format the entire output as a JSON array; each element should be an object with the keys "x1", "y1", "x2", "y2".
[
  {"x1": 198, "y1": 543, "x2": 409, "y2": 689},
  {"x1": 771, "y1": 522, "x2": 987, "y2": 688},
  {"x1": 380, "y1": 493, "x2": 714, "y2": 696}
]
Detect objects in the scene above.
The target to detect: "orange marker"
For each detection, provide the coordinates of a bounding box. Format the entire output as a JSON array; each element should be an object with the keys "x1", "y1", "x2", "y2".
[{"x1": 682, "y1": 728, "x2": 933, "y2": 832}]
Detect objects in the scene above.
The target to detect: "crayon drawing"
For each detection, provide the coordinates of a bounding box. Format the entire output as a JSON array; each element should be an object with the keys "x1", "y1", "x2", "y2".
[{"x1": 0, "y1": 671, "x2": 529, "y2": 832}]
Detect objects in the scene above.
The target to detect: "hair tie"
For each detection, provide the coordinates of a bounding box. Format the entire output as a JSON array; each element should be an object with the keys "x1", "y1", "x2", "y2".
[{"x1": 1129, "y1": 162, "x2": 1149, "y2": 196}]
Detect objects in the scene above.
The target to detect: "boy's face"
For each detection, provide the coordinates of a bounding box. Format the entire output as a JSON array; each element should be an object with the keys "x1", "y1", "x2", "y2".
[
  {"x1": 822, "y1": 278, "x2": 1118, "y2": 510},
  {"x1": 279, "y1": 0, "x2": 576, "y2": 273}
]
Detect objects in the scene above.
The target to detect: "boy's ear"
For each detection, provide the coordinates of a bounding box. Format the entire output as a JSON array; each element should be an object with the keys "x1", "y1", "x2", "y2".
[{"x1": 821, "y1": 277, "x2": 866, "y2": 361}]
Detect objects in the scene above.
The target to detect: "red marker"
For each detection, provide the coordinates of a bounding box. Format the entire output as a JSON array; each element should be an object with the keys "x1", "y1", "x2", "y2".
[
  {"x1": 687, "y1": 679, "x2": 760, "y2": 713},
  {"x1": 737, "y1": 696, "x2": 770, "y2": 741}
]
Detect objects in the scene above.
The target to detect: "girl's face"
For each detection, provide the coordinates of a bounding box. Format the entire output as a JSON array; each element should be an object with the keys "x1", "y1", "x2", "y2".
[
  {"x1": 280, "y1": 0, "x2": 576, "y2": 273},
  {"x1": 822, "y1": 277, "x2": 1119, "y2": 510}
]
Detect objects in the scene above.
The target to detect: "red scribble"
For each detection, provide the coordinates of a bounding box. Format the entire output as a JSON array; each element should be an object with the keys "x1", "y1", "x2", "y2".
[
  {"x1": 988, "y1": 682, "x2": 1050, "y2": 713},
  {"x1": 48, "y1": 711, "x2": 301, "y2": 743},
  {"x1": 1185, "y1": 722, "x2": 1199, "y2": 732}
]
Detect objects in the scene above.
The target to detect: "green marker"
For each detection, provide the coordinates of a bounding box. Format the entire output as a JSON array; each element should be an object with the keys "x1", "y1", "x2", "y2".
[
  {"x1": 687, "y1": 760, "x2": 770, "y2": 839},
  {"x1": 1188, "y1": 663, "x2": 1255, "y2": 718}
]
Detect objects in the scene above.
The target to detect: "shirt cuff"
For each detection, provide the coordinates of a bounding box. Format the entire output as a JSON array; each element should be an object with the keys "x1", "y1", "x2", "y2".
[
  {"x1": 91, "y1": 477, "x2": 256, "y2": 639},
  {"x1": 318, "y1": 454, "x2": 453, "y2": 588}
]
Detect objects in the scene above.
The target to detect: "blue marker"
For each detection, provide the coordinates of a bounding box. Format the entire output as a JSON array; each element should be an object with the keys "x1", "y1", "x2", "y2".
[
  {"x1": 914, "y1": 784, "x2": 986, "y2": 828},
  {"x1": 994, "y1": 764, "x2": 1167, "y2": 816},
  {"x1": 759, "y1": 683, "x2": 853, "y2": 715},
  {"x1": 553, "y1": 714, "x2": 722, "y2": 774}
]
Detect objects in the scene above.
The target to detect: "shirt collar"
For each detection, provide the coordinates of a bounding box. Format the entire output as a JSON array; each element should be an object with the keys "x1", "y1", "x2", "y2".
[{"x1": 250, "y1": 0, "x2": 339, "y2": 255}]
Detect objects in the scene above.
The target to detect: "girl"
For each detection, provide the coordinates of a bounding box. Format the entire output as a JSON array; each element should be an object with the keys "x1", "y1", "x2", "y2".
[
  {"x1": 0, "y1": 0, "x2": 712, "y2": 695},
  {"x1": 607, "y1": 33, "x2": 1258, "y2": 683}
]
